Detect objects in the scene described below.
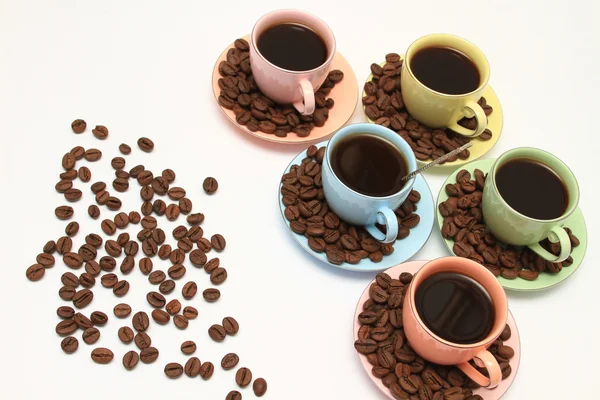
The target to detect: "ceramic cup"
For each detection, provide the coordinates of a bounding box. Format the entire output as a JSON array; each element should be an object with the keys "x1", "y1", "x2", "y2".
[
  {"x1": 250, "y1": 9, "x2": 336, "y2": 115},
  {"x1": 482, "y1": 147, "x2": 579, "y2": 263},
  {"x1": 403, "y1": 256, "x2": 508, "y2": 388},
  {"x1": 321, "y1": 123, "x2": 417, "y2": 243},
  {"x1": 401, "y1": 33, "x2": 490, "y2": 137}
]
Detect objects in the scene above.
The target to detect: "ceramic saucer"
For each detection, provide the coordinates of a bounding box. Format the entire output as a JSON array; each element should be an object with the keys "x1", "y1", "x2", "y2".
[
  {"x1": 435, "y1": 158, "x2": 588, "y2": 291},
  {"x1": 353, "y1": 260, "x2": 521, "y2": 400},
  {"x1": 361, "y1": 56, "x2": 503, "y2": 168},
  {"x1": 212, "y1": 35, "x2": 359, "y2": 144},
  {"x1": 278, "y1": 141, "x2": 435, "y2": 272}
]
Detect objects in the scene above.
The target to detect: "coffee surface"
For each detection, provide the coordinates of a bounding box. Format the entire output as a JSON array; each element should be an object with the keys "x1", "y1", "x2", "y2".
[
  {"x1": 496, "y1": 158, "x2": 568, "y2": 220},
  {"x1": 257, "y1": 23, "x2": 327, "y2": 71},
  {"x1": 410, "y1": 46, "x2": 480, "y2": 95},
  {"x1": 330, "y1": 134, "x2": 408, "y2": 197},
  {"x1": 415, "y1": 272, "x2": 494, "y2": 344}
]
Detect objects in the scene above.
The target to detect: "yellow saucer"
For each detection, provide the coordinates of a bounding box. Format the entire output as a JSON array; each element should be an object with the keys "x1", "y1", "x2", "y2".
[{"x1": 362, "y1": 57, "x2": 503, "y2": 168}]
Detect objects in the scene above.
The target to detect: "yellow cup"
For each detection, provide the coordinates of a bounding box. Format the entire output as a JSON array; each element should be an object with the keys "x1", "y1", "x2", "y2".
[{"x1": 401, "y1": 34, "x2": 490, "y2": 137}]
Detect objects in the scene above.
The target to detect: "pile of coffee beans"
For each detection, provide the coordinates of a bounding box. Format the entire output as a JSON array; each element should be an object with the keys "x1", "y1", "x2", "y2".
[
  {"x1": 281, "y1": 145, "x2": 422, "y2": 265},
  {"x1": 354, "y1": 271, "x2": 514, "y2": 400},
  {"x1": 217, "y1": 38, "x2": 344, "y2": 138},
  {"x1": 26, "y1": 120, "x2": 267, "y2": 398},
  {"x1": 362, "y1": 53, "x2": 494, "y2": 163},
  {"x1": 439, "y1": 169, "x2": 579, "y2": 280}
]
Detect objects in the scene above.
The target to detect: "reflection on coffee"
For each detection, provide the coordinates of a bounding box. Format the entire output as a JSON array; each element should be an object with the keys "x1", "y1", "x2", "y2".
[
  {"x1": 496, "y1": 158, "x2": 568, "y2": 220},
  {"x1": 330, "y1": 134, "x2": 408, "y2": 197},
  {"x1": 257, "y1": 23, "x2": 327, "y2": 72},
  {"x1": 415, "y1": 272, "x2": 494, "y2": 344},
  {"x1": 410, "y1": 46, "x2": 480, "y2": 95}
]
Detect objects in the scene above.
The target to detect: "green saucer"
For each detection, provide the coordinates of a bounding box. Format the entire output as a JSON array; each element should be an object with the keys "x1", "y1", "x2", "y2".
[{"x1": 436, "y1": 158, "x2": 588, "y2": 291}]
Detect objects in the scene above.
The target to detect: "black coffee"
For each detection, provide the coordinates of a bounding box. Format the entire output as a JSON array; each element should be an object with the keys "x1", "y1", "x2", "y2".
[
  {"x1": 415, "y1": 272, "x2": 494, "y2": 344},
  {"x1": 257, "y1": 23, "x2": 327, "y2": 71},
  {"x1": 496, "y1": 158, "x2": 568, "y2": 220},
  {"x1": 410, "y1": 46, "x2": 480, "y2": 95},
  {"x1": 330, "y1": 134, "x2": 408, "y2": 197}
]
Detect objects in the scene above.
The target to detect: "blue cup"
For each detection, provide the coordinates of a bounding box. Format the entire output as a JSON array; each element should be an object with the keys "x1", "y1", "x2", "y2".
[{"x1": 322, "y1": 123, "x2": 417, "y2": 243}]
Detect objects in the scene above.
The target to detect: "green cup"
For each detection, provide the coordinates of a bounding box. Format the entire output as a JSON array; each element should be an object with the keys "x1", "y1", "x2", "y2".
[{"x1": 482, "y1": 148, "x2": 579, "y2": 262}]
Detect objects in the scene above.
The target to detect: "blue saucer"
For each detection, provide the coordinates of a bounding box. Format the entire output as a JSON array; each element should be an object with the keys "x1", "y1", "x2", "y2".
[{"x1": 278, "y1": 141, "x2": 435, "y2": 272}]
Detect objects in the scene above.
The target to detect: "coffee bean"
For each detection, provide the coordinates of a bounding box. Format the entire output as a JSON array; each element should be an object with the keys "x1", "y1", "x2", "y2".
[
  {"x1": 79, "y1": 272, "x2": 95, "y2": 288},
  {"x1": 99, "y1": 256, "x2": 116, "y2": 271},
  {"x1": 168, "y1": 264, "x2": 186, "y2": 279},
  {"x1": 132, "y1": 311, "x2": 149, "y2": 332},
  {"x1": 184, "y1": 357, "x2": 201, "y2": 378},
  {"x1": 137, "y1": 137, "x2": 154, "y2": 152},
  {"x1": 151, "y1": 309, "x2": 170, "y2": 325},
  {"x1": 55, "y1": 179, "x2": 73, "y2": 193},
  {"x1": 203, "y1": 288, "x2": 221, "y2": 302},
  {"x1": 70, "y1": 119, "x2": 86, "y2": 133},
  {"x1": 138, "y1": 347, "x2": 158, "y2": 364},
  {"x1": 211, "y1": 234, "x2": 226, "y2": 251},
  {"x1": 56, "y1": 319, "x2": 78, "y2": 336},
  {"x1": 122, "y1": 350, "x2": 139, "y2": 370},
  {"x1": 106, "y1": 196, "x2": 122, "y2": 210},
  {"x1": 146, "y1": 291, "x2": 166, "y2": 308},
  {"x1": 197, "y1": 238, "x2": 212, "y2": 252},
  {"x1": 61, "y1": 336, "x2": 79, "y2": 354},
  {"x1": 221, "y1": 353, "x2": 240, "y2": 370},
  {"x1": 159, "y1": 280, "x2": 176, "y2": 294},
  {"x1": 148, "y1": 270, "x2": 166, "y2": 284},
  {"x1": 165, "y1": 299, "x2": 181, "y2": 315},
  {"x1": 134, "y1": 332, "x2": 152, "y2": 350},
  {"x1": 72, "y1": 289, "x2": 93, "y2": 308},
  {"x1": 175, "y1": 340, "x2": 196, "y2": 356},
  {"x1": 210, "y1": 267, "x2": 227, "y2": 284},
  {"x1": 226, "y1": 391, "x2": 242, "y2": 400},
  {"x1": 113, "y1": 280, "x2": 130, "y2": 297},
  {"x1": 55, "y1": 205, "x2": 74, "y2": 220},
  {"x1": 82, "y1": 327, "x2": 100, "y2": 344},
  {"x1": 105, "y1": 240, "x2": 122, "y2": 257},
  {"x1": 92, "y1": 125, "x2": 108, "y2": 140},
  {"x1": 174, "y1": 315, "x2": 189, "y2": 329},
  {"x1": 235, "y1": 367, "x2": 252, "y2": 387},
  {"x1": 113, "y1": 303, "x2": 131, "y2": 318},
  {"x1": 118, "y1": 326, "x2": 135, "y2": 344},
  {"x1": 203, "y1": 177, "x2": 218, "y2": 194},
  {"x1": 59, "y1": 285, "x2": 76, "y2": 300},
  {"x1": 252, "y1": 378, "x2": 268, "y2": 397},
  {"x1": 74, "y1": 312, "x2": 93, "y2": 329},
  {"x1": 56, "y1": 306, "x2": 75, "y2": 319},
  {"x1": 90, "y1": 347, "x2": 113, "y2": 364},
  {"x1": 199, "y1": 361, "x2": 214, "y2": 380},
  {"x1": 181, "y1": 281, "x2": 197, "y2": 300},
  {"x1": 209, "y1": 324, "x2": 226, "y2": 342},
  {"x1": 223, "y1": 317, "x2": 239, "y2": 335}
]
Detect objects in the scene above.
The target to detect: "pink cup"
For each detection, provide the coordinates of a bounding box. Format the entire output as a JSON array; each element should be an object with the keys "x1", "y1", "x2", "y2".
[
  {"x1": 250, "y1": 9, "x2": 336, "y2": 115},
  {"x1": 403, "y1": 257, "x2": 508, "y2": 388}
]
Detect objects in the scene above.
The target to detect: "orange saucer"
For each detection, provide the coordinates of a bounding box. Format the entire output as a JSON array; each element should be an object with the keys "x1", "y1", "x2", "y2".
[{"x1": 211, "y1": 35, "x2": 359, "y2": 144}]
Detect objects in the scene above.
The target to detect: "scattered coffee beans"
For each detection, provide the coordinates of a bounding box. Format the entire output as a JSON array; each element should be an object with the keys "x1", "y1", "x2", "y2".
[{"x1": 439, "y1": 169, "x2": 579, "y2": 280}]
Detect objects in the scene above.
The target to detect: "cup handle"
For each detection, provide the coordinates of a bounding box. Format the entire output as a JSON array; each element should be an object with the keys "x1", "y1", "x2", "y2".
[
  {"x1": 293, "y1": 79, "x2": 316, "y2": 116},
  {"x1": 365, "y1": 208, "x2": 398, "y2": 244},
  {"x1": 447, "y1": 100, "x2": 487, "y2": 138},
  {"x1": 457, "y1": 349, "x2": 502, "y2": 389},
  {"x1": 527, "y1": 225, "x2": 571, "y2": 263}
]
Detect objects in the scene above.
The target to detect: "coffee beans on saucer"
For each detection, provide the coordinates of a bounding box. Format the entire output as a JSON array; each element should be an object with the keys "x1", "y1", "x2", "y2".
[
  {"x1": 354, "y1": 271, "x2": 514, "y2": 398},
  {"x1": 218, "y1": 38, "x2": 344, "y2": 138},
  {"x1": 363, "y1": 54, "x2": 494, "y2": 163},
  {"x1": 24, "y1": 121, "x2": 266, "y2": 391},
  {"x1": 439, "y1": 169, "x2": 579, "y2": 280},
  {"x1": 281, "y1": 145, "x2": 422, "y2": 265}
]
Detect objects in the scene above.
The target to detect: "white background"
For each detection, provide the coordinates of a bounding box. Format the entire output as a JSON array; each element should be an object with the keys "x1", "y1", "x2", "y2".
[{"x1": 1, "y1": 0, "x2": 598, "y2": 399}]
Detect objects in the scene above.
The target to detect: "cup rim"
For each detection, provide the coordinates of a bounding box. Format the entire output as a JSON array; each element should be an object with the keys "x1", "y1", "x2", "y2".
[
  {"x1": 489, "y1": 147, "x2": 580, "y2": 223},
  {"x1": 250, "y1": 9, "x2": 337, "y2": 75},
  {"x1": 404, "y1": 33, "x2": 490, "y2": 98},
  {"x1": 407, "y1": 256, "x2": 508, "y2": 349},
  {"x1": 324, "y1": 123, "x2": 417, "y2": 200}
]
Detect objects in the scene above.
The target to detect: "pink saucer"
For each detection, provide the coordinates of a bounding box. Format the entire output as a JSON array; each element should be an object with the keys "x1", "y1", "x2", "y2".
[
  {"x1": 353, "y1": 260, "x2": 521, "y2": 400},
  {"x1": 211, "y1": 35, "x2": 359, "y2": 144}
]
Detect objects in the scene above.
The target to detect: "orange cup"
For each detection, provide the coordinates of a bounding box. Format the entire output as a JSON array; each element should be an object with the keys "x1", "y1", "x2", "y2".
[{"x1": 402, "y1": 256, "x2": 508, "y2": 388}]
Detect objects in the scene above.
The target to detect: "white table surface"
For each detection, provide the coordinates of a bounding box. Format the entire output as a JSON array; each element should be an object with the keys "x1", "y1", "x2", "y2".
[{"x1": 1, "y1": 0, "x2": 598, "y2": 399}]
